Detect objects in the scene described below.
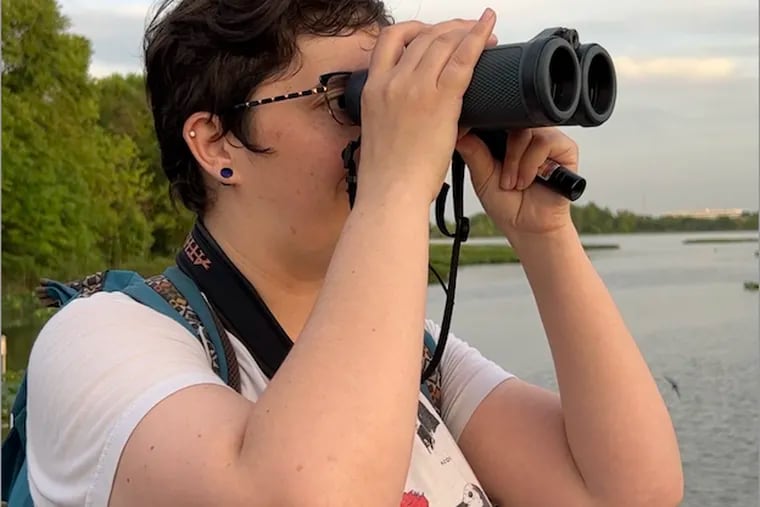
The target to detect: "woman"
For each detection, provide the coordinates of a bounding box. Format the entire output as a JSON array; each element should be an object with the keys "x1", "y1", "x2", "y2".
[{"x1": 25, "y1": 0, "x2": 683, "y2": 506}]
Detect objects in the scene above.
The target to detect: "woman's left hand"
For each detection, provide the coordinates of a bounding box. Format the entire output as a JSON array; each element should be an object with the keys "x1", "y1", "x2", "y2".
[{"x1": 455, "y1": 127, "x2": 580, "y2": 242}]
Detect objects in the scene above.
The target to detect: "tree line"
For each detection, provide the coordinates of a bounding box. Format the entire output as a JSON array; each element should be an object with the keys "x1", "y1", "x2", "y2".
[
  {"x1": 2, "y1": 0, "x2": 194, "y2": 293},
  {"x1": 446, "y1": 204, "x2": 759, "y2": 238},
  {"x1": 3, "y1": 0, "x2": 757, "y2": 293}
]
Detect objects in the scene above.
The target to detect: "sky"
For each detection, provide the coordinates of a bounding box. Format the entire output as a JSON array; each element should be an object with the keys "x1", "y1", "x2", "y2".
[{"x1": 57, "y1": 0, "x2": 759, "y2": 217}]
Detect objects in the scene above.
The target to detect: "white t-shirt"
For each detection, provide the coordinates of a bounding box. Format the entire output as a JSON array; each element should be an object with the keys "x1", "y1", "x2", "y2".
[{"x1": 25, "y1": 291, "x2": 514, "y2": 506}]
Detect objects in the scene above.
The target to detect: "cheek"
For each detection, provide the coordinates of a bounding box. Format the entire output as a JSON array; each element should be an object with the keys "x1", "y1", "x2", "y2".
[
  {"x1": 249, "y1": 110, "x2": 355, "y2": 205},
  {"x1": 289, "y1": 128, "x2": 354, "y2": 191}
]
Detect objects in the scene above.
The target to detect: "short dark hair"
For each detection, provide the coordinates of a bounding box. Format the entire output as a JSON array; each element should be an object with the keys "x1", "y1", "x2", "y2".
[{"x1": 143, "y1": 0, "x2": 392, "y2": 215}]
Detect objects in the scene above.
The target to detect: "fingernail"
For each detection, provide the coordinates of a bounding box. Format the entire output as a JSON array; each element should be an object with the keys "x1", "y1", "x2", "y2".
[
  {"x1": 480, "y1": 8, "x2": 494, "y2": 21},
  {"x1": 502, "y1": 174, "x2": 512, "y2": 190},
  {"x1": 517, "y1": 177, "x2": 526, "y2": 190}
]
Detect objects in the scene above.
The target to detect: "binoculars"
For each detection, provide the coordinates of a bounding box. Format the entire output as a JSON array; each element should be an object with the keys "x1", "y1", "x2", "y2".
[{"x1": 343, "y1": 27, "x2": 617, "y2": 201}]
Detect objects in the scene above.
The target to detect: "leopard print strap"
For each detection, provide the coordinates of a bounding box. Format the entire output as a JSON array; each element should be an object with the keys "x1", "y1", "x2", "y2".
[
  {"x1": 36, "y1": 271, "x2": 241, "y2": 393},
  {"x1": 36, "y1": 272, "x2": 108, "y2": 308},
  {"x1": 145, "y1": 274, "x2": 241, "y2": 393}
]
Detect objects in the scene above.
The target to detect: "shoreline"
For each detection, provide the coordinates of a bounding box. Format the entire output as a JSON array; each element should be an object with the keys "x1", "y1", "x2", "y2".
[
  {"x1": 427, "y1": 242, "x2": 620, "y2": 283},
  {"x1": 683, "y1": 237, "x2": 758, "y2": 245}
]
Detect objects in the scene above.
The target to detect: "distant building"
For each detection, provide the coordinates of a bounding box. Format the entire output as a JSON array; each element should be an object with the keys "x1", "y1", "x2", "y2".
[{"x1": 660, "y1": 208, "x2": 748, "y2": 219}]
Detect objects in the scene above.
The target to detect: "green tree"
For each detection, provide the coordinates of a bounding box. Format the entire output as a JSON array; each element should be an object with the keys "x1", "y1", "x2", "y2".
[
  {"x1": 2, "y1": 0, "x2": 152, "y2": 288},
  {"x1": 94, "y1": 74, "x2": 194, "y2": 255}
]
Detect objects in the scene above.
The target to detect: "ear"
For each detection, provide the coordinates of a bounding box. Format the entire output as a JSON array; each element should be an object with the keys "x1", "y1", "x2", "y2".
[{"x1": 183, "y1": 112, "x2": 240, "y2": 186}]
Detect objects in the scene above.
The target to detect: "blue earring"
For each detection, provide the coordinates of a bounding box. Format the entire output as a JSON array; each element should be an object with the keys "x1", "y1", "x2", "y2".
[{"x1": 220, "y1": 167, "x2": 233, "y2": 186}]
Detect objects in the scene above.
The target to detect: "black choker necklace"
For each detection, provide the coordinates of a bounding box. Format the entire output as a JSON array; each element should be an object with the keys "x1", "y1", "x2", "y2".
[{"x1": 176, "y1": 221, "x2": 293, "y2": 379}]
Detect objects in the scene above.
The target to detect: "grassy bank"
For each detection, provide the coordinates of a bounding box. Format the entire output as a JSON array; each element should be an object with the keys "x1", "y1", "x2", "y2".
[
  {"x1": 581, "y1": 244, "x2": 620, "y2": 250},
  {"x1": 429, "y1": 243, "x2": 519, "y2": 283},
  {"x1": 684, "y1": 237, "x2": 758, "y2": 245},
  {"x1": 428, "y1": 242, "x2": 619, "y2": 282}
]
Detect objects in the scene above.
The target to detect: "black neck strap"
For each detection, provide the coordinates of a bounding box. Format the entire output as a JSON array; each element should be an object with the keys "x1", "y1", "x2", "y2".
[
  {"x1": 176, "y1": 221, "x2": 292, "y2": 379},
  {"x1": 341, "y1": 138, "x2": 469, "y2": 383},
  {"x1": 175, "y1": 142, "x2": 468, "y2": 383}
]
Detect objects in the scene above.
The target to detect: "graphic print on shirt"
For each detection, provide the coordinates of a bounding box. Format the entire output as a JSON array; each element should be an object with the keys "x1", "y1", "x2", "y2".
[
  {"x1": 416, "y1": 400, "x2": 440, "y2": 453},
  {"x1": 456, "y1": 483, "x2": 492, "y2": 507},
  {"x1": 400, "y1": 490, "x2": 429, "y2": 507}
]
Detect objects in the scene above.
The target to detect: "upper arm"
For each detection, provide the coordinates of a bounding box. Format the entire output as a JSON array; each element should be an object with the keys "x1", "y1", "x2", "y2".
[
  {"x1": 26, "y1": 293, "x2": 268, "y2": 507},
  {"x1": 109, "y1": 383, "x2": 261, "y2": 507},
  {"x1": 458, "y1": 379, "x2": 593, "y2": 507}
]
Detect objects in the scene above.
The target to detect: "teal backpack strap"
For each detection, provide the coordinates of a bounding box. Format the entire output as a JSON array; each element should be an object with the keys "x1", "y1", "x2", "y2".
[
  {"x1": 159, "y1": 266, "x2": 240, "y2": 391},
  {"x1": 122, "y1": 267, "x2": 240, "y2": 392},
  {"x1": 420, "y1": 329, "x2": 443, "y2": 416},
  {"x1": 36, "y1": 271, "x2": 109, "y2": 309},
  {"x1": 2, "y1": 274, "x2": 114, "y2": 506},
  {"x1": 35, "y1": 269, "x2": 239, "y2": 391},
  {"x1": 1, "y1": 268, "x2": 241, "y2": 507},
  {"x1": 2, "y1": 375, "x2": 31, "y2": 507}
]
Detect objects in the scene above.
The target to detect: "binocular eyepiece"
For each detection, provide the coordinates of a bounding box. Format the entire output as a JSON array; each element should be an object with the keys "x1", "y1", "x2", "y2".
[{"x1": 343, "y1": 27, "x2": 617, "y2": 201}]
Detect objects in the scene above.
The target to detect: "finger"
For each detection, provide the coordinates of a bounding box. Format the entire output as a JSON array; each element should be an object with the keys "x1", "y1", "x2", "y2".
[
  {"x1": 436, "y1": 8, "x2": 497, "y2": 92},
  {"x1": 456, "y1": 133, "x2": 499, "y2": 196},
  {"x1": 368, "y1": 21, "x2": 429, "y2": 73},
  {"x1": 396, "y1": 19, "x2": 479, "y2": 73},
  {"x1": 501, "y1": 129, "x2": 532, "y2": 190},
  {"x1": 517, "y1": 129, "x2": 580, "y2": 189},
  {"x1": 515, "y1": 131, "x2": 555, "y2": 190},
  {"x1": 410, "y1": 28, "x2": 472, "y2": 79},
  {"x1": 400, "y1": 22, "x2": 497, "y2": 75}
]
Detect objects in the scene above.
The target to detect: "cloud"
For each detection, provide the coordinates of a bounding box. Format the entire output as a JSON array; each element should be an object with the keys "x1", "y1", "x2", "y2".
[
  {"x1": 89, "y1": 61, "x2": 144, "y2": 78},
  {"x1": 60, "y1": 2, "x2": 151, "y2": 76},
  {"x1": 60, "y1": 0, "x2": 758, "y2": 79},
  {"x1": 614, "y1": 56, "x2": 739, "y2": 81},
  {"x1": 56, "y1": 0, "x2": 758, "y2": 216}
]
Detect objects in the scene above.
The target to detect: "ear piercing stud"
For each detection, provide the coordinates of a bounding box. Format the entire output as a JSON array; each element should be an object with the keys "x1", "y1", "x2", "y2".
[{"x1": 220, "y1": 167, "x2": 234, "y2": 186}]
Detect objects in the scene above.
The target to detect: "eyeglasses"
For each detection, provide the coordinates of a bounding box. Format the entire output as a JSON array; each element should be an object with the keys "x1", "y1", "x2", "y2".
[{"x1": 231, "y1": 72, "x2": 355, "y2": 126}]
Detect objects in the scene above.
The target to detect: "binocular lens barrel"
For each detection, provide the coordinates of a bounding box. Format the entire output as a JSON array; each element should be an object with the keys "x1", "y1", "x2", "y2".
[
  {"x1": 342, "y1": 28, "x2": 617, "y2": 201},
  {"x1": 458, "y1": 37, "x2": 582, "y2": 128},
  {"x1": 571, "y1": 43, "x2": 617, "y2": 126}
]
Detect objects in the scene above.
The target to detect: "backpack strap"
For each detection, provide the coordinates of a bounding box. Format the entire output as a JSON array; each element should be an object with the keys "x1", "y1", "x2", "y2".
[
  {"x1": 111, "y1": 268, "x2": 240, "y2": 393},
  {"x1": 421, "y1": 330, "x2": 443, "y2": 416},
  {"x1": 141, "y1": 266, "x2": 241, "y2": 393},
  {"x1": 35, "y1": 271, "x2": 107, "y2": 309},
  {"x1": 1, "y1": 374, "x2": 30, "y2": 506},
  {"x1": 35, "y1": 269, "x2": 240, "y2": 392}
]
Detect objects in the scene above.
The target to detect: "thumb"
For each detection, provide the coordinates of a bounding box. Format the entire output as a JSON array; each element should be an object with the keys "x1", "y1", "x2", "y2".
[{"x1": 455, "y1": 133, "x2": 499, "y2": 196}]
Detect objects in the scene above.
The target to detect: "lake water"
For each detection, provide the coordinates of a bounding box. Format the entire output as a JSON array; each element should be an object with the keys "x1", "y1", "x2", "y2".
[
  {"x1": 426, "y1": 231, "x2": 759, "y2": 506},
  {"x1": 5, "y1": 231, "x2": 758, "y2": 504}
]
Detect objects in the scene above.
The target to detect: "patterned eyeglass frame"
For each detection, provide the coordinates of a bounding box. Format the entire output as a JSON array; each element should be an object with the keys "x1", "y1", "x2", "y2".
[{"x1": 230, "y1": 71, "x2": 354, "y2": 125}]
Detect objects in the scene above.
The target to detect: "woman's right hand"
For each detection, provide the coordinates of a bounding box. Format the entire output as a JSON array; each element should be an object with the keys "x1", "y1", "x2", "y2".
[{"x1": 357, "y1": 10, "x2": 497, "y2": 204}]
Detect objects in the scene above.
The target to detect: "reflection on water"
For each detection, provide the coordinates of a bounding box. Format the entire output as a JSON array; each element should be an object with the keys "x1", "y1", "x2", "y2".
[{"x1": 427, "y1": 231, "x2": 759, "y2": 506}]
